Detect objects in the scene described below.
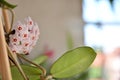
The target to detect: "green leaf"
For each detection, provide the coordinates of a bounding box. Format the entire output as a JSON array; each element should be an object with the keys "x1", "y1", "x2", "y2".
[
  {"x1": 32, "y1": 55, "x2": 48, "y2": 65},
  {"x1": 0, "y1": 0, "x2": 17, "y2": 9},
  {"x1": 50, "y1": 46, "x2": 96, "y2": 78},
  {"x1": 11, "y1": 65, "x2": 42, "y2": 80}
]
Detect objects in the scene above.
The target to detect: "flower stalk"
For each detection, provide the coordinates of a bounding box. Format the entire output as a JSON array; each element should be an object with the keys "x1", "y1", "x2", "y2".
[
  {"x1": 17, "y1": 53, "x2": 46, "y2": 76},
  {"x1": 6, "y1": 44, "x2": 29, "y2": 80}
]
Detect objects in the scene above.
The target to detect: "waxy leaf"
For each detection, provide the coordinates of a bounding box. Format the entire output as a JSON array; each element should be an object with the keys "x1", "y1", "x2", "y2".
[
  {"x1": 11, "y1": 65, "x2": 42, "y2": 80},
  {"x1": 50, "y1": 46, "x2": 96, "y2": 78},
  {"x1": 0, "y1": 0, "x2": 17, "y2": 9},
  {"x1": 32, "y1": 55, "x2": 48, "y2": 65}
]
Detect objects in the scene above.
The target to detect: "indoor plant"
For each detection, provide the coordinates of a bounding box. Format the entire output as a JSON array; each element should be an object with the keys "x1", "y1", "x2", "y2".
[{"x1": 0, "y1": 1, "x2": 96, "y2": 80}]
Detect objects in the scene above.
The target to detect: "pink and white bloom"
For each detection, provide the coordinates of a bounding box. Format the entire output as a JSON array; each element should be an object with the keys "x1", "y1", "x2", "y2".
[{"x1": 9, "y1": 17, "x2": 40, "y2": 55}]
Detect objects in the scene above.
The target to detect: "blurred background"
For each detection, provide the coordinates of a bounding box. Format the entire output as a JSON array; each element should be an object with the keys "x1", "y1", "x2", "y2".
[{"x1": 5, "y1": 0, "x2": 120, "y2": 80}]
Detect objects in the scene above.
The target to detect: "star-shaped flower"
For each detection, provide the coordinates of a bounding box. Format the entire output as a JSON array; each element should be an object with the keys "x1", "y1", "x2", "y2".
[{"x1": 9, "y1": 17, "x2": 40, "y2": 55}]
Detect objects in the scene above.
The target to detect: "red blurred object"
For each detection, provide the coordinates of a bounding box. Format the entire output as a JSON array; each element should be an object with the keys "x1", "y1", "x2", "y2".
[
  {"x1": 44, "y1": 45, "x2": 54, "y2": 58},
  {"x1": 44, "y1": 50, "x2": 54, "y2": 58}
]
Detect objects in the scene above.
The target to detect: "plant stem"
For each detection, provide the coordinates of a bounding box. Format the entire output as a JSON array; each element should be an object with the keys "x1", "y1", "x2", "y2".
[
  {"x1": 2, "y1": 7, "x2": 15, "y2": 33},
  {"x1": 17, "y1": 53, "x2": 46, "y2": 76},
  {"x1": 8, "y1": 8, "x2": 15, "y2": 31},
  {"x1": 45, "y1": 75, "x2": 53, "y2": 80},
  {"x1": 6, "y1": 44, "x2": 29, "y2": 80},
  {"x1": 2, "y1": 8, "x2": 11, "y2": 33},
  {"x1": 18, "y1": 56, "x2": 24, "y2": 64}
]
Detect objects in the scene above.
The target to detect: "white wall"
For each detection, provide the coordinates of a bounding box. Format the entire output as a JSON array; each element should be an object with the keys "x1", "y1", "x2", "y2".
[{"x1": 6, "y1": 0, "x2": 84, "y2": 61}]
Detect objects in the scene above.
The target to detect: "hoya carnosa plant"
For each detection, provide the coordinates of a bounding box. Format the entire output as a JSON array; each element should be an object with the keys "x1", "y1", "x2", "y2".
[
  {"x1": 8, "y1": 17, "x2": 40, "y2": 55},
  {"x1": 0, "y1": 0, "x2": 97, "y2": 80}
]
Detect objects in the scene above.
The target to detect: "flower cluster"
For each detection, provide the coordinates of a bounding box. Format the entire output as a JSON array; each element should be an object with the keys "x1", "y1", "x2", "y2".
[{"x1": 9, "y1": 17, "x2": 40, "y2": 55}]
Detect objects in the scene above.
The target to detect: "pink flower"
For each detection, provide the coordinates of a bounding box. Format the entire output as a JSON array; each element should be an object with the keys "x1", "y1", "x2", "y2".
[{"x1": 9, "y1": 17, "x2": 40, "y2": 55}]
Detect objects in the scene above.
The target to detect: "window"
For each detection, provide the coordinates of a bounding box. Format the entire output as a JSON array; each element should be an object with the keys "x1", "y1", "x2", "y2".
[{"x1": 83, "y1": 0, "x2": 120, "y2": 53}]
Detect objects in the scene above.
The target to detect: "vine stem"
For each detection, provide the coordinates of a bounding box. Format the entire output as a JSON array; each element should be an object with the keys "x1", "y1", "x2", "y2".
[
  {"x1": 2, "y1": 8, "x2": 11, "y2": 33},
  {"x1": 7, "y1": 8, "x2": 15, "y2": 31},
  {"x1": 16, "y1": 53, "x2": 47, "y2": 76},
  {"x1": 6, "y1": 44, "x2": 29, "y2": 80},
  {"x1": 45, "y1": 75, "x2": 53, "y2": 80}
]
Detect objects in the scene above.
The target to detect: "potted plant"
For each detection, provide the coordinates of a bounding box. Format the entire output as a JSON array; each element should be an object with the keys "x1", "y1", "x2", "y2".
[{"x1": 0, "y1": 1, "x2": 96, "y2": 80}]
